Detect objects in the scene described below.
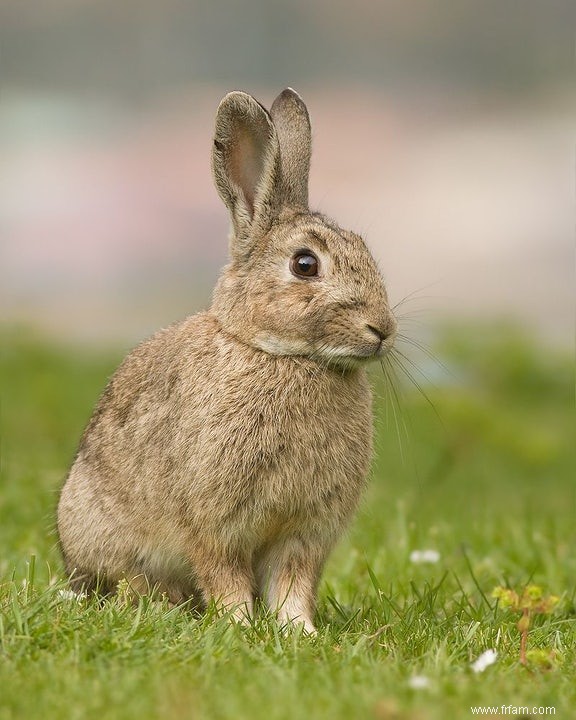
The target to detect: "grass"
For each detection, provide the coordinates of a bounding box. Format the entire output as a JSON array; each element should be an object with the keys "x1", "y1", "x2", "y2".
[{"x1": 1, "y1": 323, "x2": 574, "y2": 720}]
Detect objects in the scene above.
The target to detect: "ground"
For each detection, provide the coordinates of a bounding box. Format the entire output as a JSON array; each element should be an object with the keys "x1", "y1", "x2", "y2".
[{"x1": 0, "y1": 324, "x2": 574, "y2": 720}]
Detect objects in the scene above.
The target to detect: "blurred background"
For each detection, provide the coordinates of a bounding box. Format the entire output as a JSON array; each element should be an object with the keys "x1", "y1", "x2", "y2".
[
  {"x1": 1, "y1": 10, "x2": 574, "y2": 709},
  {"x1": 1, "y1": 1, "x2": 573, "y2": 348}
]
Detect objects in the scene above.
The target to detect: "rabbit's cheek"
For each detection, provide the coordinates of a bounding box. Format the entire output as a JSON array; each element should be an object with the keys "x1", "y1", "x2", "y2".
[{"x1": 252, "y1": 333, "x2": 313, "y2": 357}]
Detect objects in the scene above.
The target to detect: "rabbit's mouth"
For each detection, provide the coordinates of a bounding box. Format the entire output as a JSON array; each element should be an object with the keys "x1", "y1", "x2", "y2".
[
  {"x1": 319, "y1": 339, "x2": 394, "y2": 367},
  {"x1": 341, "y1": 320, "x2": 397, "y2": 362},
  {"x1": 308, "y1": 312, "x2": 397, "y2": 366}
]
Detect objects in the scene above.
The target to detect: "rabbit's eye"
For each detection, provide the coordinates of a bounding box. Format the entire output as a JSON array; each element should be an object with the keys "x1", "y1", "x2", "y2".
[{"x1": 290, "y1": 252, "x2": 319, "y2": 278}]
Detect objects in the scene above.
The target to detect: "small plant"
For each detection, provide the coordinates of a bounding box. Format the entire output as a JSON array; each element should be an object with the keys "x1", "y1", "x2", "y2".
[{"x1": 492, "y1": 585, "x2": 560, "y2": 667}]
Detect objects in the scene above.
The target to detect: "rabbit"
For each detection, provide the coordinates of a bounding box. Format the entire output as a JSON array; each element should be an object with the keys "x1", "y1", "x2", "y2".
[{"x1": 57, "y1": 88, "x2": 397, "y2": 633}]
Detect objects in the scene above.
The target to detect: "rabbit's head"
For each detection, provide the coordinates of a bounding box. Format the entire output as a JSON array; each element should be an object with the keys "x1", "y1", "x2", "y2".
[{"x1": 211, "y1": 89, "x2": 396, "y2": 370}]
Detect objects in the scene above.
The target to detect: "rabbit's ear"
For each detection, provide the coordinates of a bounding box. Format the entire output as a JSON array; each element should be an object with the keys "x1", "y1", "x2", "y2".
[
  {"x1": 270, "y1": 88, "x2": 311, "y2": 209},
  {"x1": 212, "y1": 92, "x2": 281, "y2": 252}
]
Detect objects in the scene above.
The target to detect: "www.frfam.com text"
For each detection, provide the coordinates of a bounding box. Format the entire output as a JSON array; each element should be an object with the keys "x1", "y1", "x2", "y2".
[{"x1": 471, "y1": 707, "x2": 555, "y2": 716}]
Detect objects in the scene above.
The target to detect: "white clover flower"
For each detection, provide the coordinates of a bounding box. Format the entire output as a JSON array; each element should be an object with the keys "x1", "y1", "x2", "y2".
[
  {"x1": 57, "y1": 589, "x2": 87, "y2": 601},
  {"x1": 471, "y1": 649, "x2": 498, "y2": 673},
  {"x1": 409, "y1": 549, "x2": 440, "y2": 564},
  {"x1": 408, "y1": 675, "x2": 431, "y2": 689}
]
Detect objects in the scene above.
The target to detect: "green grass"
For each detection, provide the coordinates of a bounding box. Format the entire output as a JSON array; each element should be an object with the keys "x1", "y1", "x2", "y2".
[{"x1": 1, "y1": 324, "x2": 574, "y2": 720}]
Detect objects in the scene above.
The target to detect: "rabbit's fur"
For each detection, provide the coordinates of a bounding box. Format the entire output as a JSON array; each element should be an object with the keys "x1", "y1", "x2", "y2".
[{"x1": 57, "y1": 89, "x2": 397, "y2": 633}]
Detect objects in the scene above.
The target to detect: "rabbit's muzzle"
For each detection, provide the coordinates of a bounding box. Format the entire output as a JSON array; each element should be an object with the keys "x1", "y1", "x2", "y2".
[{"x1": 365, "y1": 322, "x2": 396, "y2": 358}]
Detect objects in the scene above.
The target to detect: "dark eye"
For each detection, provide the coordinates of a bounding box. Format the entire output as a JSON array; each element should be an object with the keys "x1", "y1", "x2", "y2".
[{"x1": 290, "y1": 251, "x2": 319, "y2": 278}]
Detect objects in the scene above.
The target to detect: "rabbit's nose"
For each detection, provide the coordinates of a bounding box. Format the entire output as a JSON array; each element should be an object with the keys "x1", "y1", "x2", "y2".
[
  {"x1": 366, "y1": 325, "x2": 386, "y2": 341},
  {"x1": 366, "y1": 321, "x2": 396, "y2": 343}
]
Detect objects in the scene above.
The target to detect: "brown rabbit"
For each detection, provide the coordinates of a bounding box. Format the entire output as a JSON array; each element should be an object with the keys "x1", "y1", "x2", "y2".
[{"x1": 57, "y1": 88, "x2": 397, "y2": 633}]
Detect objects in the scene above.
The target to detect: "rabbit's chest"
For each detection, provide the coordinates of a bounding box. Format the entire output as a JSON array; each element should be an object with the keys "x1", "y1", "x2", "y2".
[
  {"x1": 212, "y1": 383, "x2": 373, "y2": 528},
  {"x1": 177, "y1": 354, "x2": 373, "y2": 530}
]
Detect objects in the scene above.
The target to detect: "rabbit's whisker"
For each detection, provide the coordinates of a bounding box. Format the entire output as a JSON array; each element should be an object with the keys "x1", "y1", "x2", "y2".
[
  {"x1": 388, "y1": 348, "x2": 442, "y2": 423},
  {"x1": 379, "y1": 359, "x2": 408, "y2": 462},
  {"x1": 395, "y1": 334, "x2": 453, "y2": 378},
  {"x1": 391, "y1": 281, "x2": 441, "y2": 313}
]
